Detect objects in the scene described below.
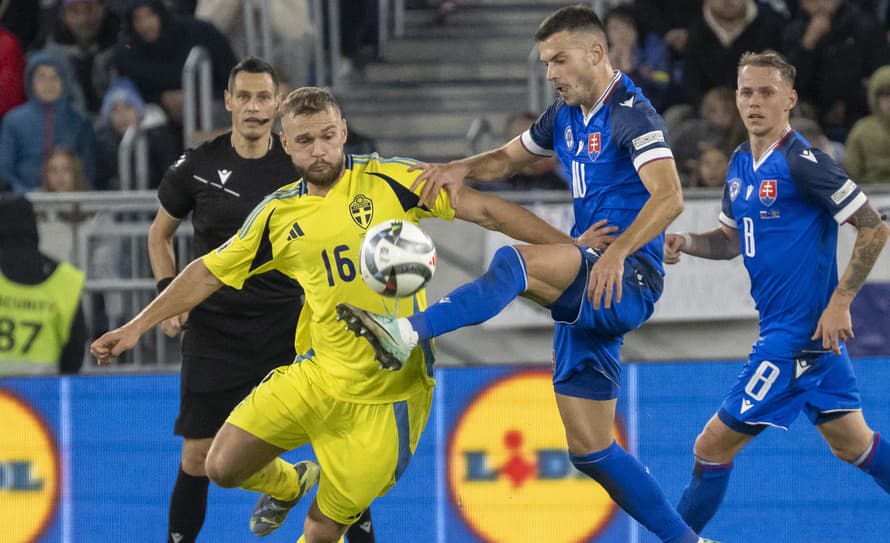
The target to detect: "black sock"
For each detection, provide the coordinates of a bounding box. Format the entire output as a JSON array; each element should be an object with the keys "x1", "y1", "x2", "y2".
[
  {"x1": 168, "y1": 467, "x2": 210, "y2": 543},
  {"x1": 345, "y1": 507, "x2": 375, "y2": 543}
]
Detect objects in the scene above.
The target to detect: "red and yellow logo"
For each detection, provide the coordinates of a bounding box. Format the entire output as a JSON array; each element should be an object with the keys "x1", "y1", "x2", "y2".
[
  {"x1": 448, "y1": 371, "x2": 624, "y2": 543},
  {"x1": 0, "y1": 389, "x2": 59, "y2": 543}
]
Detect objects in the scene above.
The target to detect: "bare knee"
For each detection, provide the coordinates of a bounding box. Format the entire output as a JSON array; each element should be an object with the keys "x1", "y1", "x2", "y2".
[
  {"x1": 692, "y1": 418, "x2": 750, "y2": 464},
  {"x1": 303, "y1": 502, "x2": 347, "y2": 543},
  {"x1": 204, "y1": 446, "x2": 243, "y2": 488},
  {"x1": 181, "y1": 439, "x2": 211, "y2": 476},
  {"x1": 827, "y1": 433, "x2": 874, "y2": 463}
]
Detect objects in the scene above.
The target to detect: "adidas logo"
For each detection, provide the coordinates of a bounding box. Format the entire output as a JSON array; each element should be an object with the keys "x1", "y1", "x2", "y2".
[{"x1": 286, "y1": 222, "x2": 304, "y2": 241}]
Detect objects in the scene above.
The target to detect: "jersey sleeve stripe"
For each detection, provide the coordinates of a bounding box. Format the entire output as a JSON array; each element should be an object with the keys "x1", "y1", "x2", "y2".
[
  {"x1": 719, "y1": 211, "x2": 738, "y2": 229},
  {"x1": 632, "y1": 147, "x2": 673, "y2": 171},
  {"x1": 833, "y1": 191, "x2": 867, "y2": 224},
  {"x1": 520, "y1": 131, "x2": 553, "y2": 157}
]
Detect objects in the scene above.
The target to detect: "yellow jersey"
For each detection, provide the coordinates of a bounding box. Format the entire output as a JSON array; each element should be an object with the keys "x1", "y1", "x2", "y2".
[{"x1": 203, "y1": 153, "x2": 456, "y2": 403}]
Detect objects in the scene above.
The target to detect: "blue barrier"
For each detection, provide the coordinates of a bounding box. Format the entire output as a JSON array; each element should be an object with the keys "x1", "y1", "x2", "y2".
[{"x1": 1, "y1": 360, "x2": 888, "y2": 542}]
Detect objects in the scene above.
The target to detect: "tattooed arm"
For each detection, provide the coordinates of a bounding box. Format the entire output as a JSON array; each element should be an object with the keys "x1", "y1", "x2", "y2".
[{"x1": 812, "y1": 203, "x2": 890, "y2": 354}]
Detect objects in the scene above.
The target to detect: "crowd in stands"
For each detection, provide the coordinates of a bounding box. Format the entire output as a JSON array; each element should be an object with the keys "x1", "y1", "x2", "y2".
[{"x1": 3, "y1": 0, "x2": 890, "y2": 195}]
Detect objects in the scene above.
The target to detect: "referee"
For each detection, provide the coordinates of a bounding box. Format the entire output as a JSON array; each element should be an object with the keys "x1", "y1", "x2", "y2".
[{"x1": 148, "y1": 57, "x2": 375, "y2": 543}]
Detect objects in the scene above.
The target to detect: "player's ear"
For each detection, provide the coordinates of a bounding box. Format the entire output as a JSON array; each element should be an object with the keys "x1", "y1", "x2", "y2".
[
  {"x1": 224, "y1": 89, "x2": 232, "y2": 112},
  {"x1": 787, "y1": 89, "x2": 798, "y2": 112}
]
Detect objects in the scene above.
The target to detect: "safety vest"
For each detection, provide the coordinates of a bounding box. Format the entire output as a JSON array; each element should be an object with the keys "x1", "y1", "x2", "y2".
[{"x1": 0, "y1": 262, "x2": 85, "y2": 375}]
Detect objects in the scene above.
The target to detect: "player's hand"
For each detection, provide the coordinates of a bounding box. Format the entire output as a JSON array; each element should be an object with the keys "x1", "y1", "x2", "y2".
[
  {"x1": 663, "y1": 232, "x2": 686, "y2": 265},
  {"x1": 576, "y1": 219, "x2": 618, "y2": 250},
  {"x1": 408, "y1": 161, "x2": 467, "y2": 209},
  {"x1": 811, "y1": 301, "x2": 854, "y2": 355},
  {"x1": 587, "y1": 247, "x2": 625, "y2": 310},
  {"x1": 161, "y1": 312, "x2": 189, "y2": 337},
  {"x1": 90, "y1": 326, "x2": 141, "y2": 366}
]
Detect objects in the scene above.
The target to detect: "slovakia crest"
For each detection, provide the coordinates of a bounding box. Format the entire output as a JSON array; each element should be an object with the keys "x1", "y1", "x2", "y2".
[
  {"x1": 729, "y1": 178, "x2": 741, "y2": 201},
  {"x1": 587, "y1": 132, "x2": 601, "y2": 161},
  {"x1": 564, "y1": 126, "x2": 574, "y2": 150},
  {"x1": 759, "y1": 180, "x2": 777, "y2": 207}
]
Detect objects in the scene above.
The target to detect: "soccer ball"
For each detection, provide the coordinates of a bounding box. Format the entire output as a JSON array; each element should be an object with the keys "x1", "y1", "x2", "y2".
[{"x1": 360, "y1": 220, "x2": 437, "y2": 297}]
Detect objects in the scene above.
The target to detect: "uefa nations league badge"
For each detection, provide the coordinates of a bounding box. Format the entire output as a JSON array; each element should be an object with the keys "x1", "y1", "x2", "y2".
[{"x1": 729, "y1": 178, "x2": 741, "y2": 201}]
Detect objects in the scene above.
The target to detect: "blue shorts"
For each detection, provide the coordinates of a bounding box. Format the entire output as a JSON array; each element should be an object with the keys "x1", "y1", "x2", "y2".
[
  {"x1": 718, "y1": 345, "x2": 862, "y2": 435},
  {"x1": 550, "y1": 247, "x2": 663, "y2": 400}
]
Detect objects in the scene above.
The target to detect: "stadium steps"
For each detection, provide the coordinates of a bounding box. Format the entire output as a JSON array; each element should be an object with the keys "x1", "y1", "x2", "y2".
[{"x1": 338, "y1": 0, "x2": 557, "y2": 161}]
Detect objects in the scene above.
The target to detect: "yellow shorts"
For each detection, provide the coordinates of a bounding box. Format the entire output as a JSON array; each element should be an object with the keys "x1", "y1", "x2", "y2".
[{"x1": 226, "y1": 362, "x2": 433, "y2": 525}]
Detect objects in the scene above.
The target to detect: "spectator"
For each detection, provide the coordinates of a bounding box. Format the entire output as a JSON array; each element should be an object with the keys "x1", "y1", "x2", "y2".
[
  {"x1": 95, "y1": 77, "x2": 179, "y2": 190},
  {"x1": 844, "y1": 65, "x2": 890, "y2": 184},
  {"x1": 783, "y1": 0, "x2": 890, "y2": 140},
  {"x1": 670, "y1": 87, "x2": 746, "y2": 185},
  {"x1": 36, "y1": 147, "x2": 126, "y2": 340},
  {"x1": 195, "y1": 0, "x2": 314, "y2": 87},
  {"x1": 692, "y1": 145, "x2": 729, "y2": 188},
  {"x1": 683, "y1": 0, "x2": 784, "y2": 107},
  {"x1": 40, "y1": 0, "x2": 121, "y2": 114},
  {"x1": 497, "y1": 111, "x2": 568, "y2": 192},
  {"x1": 0, "y1": 49, "x2": 96, "y2": 194},
  {"x1": 0, "y1": 191, "x2": 86, "y2": 375},
  {"x1": 112, "y1": 0, "x2": 236, "y2": 127},
  {"x1": 0, "y1": 22, "x2": 26, "y2": 121},
  {"x1": 0, "y1": 0, "x2": 41, "y2": 51},
  {"x1": 604, "y1": 5, "x2": 671, "y2": 112}
]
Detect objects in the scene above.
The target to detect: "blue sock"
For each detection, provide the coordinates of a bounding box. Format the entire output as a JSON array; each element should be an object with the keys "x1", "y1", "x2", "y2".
[
  {"x1": 571, "y1": 441, "x2": 698, "y2": 543},
  {"x1": 677, "y1": 457, "x2": 733, "y2": 533},
  {"x1": 855, "y1": 432, "x2": 890, "y2": 493},
  {"x1": 408, "y1": 246, "x2": 527, "y2": 341}
]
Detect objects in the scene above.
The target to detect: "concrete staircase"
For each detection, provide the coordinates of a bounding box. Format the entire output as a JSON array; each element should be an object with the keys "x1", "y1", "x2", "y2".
[{"x1": 337, "y1": 0, "x2": 569, "y2": 162}]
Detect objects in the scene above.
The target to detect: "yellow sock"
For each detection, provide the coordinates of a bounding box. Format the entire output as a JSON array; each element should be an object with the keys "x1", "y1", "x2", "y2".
[
  {"x1": 239, "y1": 458, "x2": 299, "y2": 501},
  {"x1": 295, "y1": 536, "x2": 345, "y2": 543}
]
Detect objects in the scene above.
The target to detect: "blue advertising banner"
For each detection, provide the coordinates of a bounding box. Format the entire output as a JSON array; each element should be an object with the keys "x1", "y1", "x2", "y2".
[{"x1": 1, "y1": 360, "x2": 888, "y2": 542}]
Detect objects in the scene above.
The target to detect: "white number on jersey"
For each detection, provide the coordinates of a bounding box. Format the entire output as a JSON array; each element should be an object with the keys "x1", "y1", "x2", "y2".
[
  {"x1": 571, "y1": 160, "x2": 587, "y2": 199},
  {"x1": 744, "y1": 360, "x2": 780, "y2": 401},
  {"x1": 742, "y1": 217, "x2": 756, "y2": 257}
]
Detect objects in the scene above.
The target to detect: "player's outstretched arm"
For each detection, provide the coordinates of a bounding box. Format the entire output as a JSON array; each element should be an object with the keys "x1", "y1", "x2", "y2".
[
  {"x1": 148, "y1": 207, "x2": 189, "y2": 337},
  {"x1": 452, "y1": 185, "x2": 573, "y2": 245},
  {"x1": 665, "y1": 224, "x2": 741, "y2": 264},
  {"x1": 90, "y1": 259, "x2": 223, "y2": 365},
  {"x1": 409, "y1": 137, "x2": 538, "y2": 208},
  {"x1": 587, "y1": 159, "x2": 684, "y2": 309},
  {"x1": 813, "y1": 203, "x2": 890, "y2": 354}
]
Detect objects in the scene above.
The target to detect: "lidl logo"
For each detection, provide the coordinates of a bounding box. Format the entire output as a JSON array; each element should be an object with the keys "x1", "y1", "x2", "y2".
[
  {"x1": 448, "y1": 371, "x2": 623, "y2": 543},
  {"x1": 0, "y1": 389, "x2": 58, "y2": 543}
]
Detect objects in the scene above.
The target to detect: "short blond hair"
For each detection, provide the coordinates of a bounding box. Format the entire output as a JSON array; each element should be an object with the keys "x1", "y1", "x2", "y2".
[
  {"x1": 280, "y1": 87, "x2": 341, "y2": 118},
  {"x1": 738, "y1": 50, "x2": 796, "y2": 85}
]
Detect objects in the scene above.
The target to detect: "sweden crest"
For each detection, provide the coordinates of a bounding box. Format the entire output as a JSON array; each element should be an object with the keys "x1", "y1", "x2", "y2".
[{"x1": 350, "y1": 194, "x2": 374, "y2": 228}]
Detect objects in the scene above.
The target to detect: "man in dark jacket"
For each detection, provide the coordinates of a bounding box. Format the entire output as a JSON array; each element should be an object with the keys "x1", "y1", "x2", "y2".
[{"x1": 783, "y1": 0, "x2": 890, "y2": 139}]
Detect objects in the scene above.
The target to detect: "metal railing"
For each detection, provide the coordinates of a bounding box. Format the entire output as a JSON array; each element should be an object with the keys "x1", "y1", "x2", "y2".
[
  {"x1": 527, "y1": 45, "x2": 554, "y2": 113},
  {"x1": 117, "y1": 125, "x2": 150, "y2": 191},
  {"x1": 182, "y1": 46, "x2": 213, "y2": 147},
  {"x1": 243, "y1": 0, "x2": 274, "y2": 62}
]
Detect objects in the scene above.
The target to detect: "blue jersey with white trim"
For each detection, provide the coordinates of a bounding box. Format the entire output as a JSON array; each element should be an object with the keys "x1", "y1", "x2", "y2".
[
  {"x1": 720, "y1": 128, "x2": 867, "y2": 355},
  {"x1": 522, "y1": 71, "x2": 673, "y2": 272}
]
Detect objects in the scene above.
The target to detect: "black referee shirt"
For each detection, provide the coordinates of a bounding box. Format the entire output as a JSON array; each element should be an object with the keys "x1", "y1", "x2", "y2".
[{"x1": 157, "y1": 132, "x2": 304, "y2": 391}]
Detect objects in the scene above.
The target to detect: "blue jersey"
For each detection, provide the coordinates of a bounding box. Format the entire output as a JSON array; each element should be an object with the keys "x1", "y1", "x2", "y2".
[
  {"x1": 522, "y1": 71, "x2": 673, "y2": 273},
  {"x1": 720, "y1": 127, "x2": 867, "y2": 356}
]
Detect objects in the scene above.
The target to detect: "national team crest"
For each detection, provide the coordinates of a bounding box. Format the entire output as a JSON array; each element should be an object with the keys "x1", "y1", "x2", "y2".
[
  {"x1": 759, "y1": 180, "x2": 777, "y2": 207},
  {"x1": 564, "y1": 126, "x2": 574, "y2": 150},
  {"x1": 587, "y1": 132, "x2": 601, "y2": 161},
  {"x1": 349, "y1": 194, "x2": 374, "y2": 228},
  {"x1": 729, "y1": 178, "x2": 741, "y2": 201}
]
